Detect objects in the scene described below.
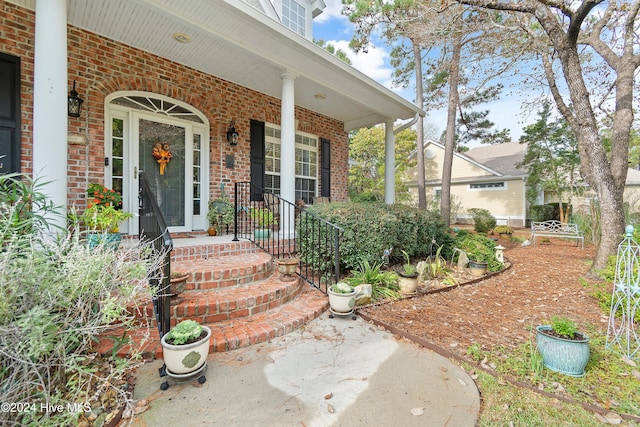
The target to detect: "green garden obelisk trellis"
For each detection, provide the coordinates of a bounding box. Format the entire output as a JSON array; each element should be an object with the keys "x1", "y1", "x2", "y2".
[{"x1": 606, "y1": 225, "x2": 640, "y2": 360}]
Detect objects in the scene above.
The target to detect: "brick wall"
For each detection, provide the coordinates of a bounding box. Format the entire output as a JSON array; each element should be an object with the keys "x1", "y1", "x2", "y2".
[{"x1": 0, "y1": 0, "x2": 348, "y2": 211}]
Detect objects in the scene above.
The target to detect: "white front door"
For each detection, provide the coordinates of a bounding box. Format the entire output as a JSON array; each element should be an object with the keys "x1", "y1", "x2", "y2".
[{"x1": 106, "y1": 92, "x2": 209, "y2": 235}]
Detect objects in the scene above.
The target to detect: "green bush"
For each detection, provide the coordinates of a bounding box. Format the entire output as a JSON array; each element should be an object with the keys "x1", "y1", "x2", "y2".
[
  {"x1": 0, "y1": 174, "x2": 161, "y2": 426},
  {"x1": 467, "y1": 208, "x2": 497, "y2": 233},
  {"x1": 530, "y1": 204, "x2": 555, "y2": 222},
  {"x1": 299, "y1": 202, "x2": 453, "y2": 271},
  {"x1": 454, "y1": 233, "x2": 503, "y2": 272}
]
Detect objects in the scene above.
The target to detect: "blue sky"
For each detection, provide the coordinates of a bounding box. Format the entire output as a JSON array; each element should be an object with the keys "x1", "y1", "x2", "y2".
[{"x1": 312, "y1": 0, "x2": 534, "y2": 145}]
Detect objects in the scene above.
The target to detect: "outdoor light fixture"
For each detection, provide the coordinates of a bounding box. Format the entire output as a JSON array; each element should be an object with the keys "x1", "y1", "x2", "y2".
[
  {"x1": 226, "y1": 120, "x2": 239, "y2": 146},
  {"x1": 68, "y1": 80, "x2": 84, "y2": 118}
]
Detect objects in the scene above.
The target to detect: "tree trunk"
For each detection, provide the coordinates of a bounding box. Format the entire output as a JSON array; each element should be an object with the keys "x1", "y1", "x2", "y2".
[
  {"x1": 414, "y1": 43, "x2": 427, "y2": 210},
  {"x1": 549, "y1": 32, "x2": 625, "y2": 272},
  {"x1": 441, "y1": 30, "x2": 462, "y2": 228}
]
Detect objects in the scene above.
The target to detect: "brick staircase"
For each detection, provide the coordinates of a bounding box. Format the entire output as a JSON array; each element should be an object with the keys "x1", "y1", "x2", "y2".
[{"x1": 99, "y1": 236, "x2": 328, "y2": 359}]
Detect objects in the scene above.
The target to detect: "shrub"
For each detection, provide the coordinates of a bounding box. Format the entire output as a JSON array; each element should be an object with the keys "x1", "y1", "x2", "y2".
[
  {"x1": 467, "y1": 208, "x2": 496, "y2": 233},
  {"x1": 0, "y1": 175, "x2": 162, "y2": 427},
  {"x1": 454, "y1": 233, "x2": 503, "y2": 272},
  {"x1": 299, "y1": 202, "x2": 453, "y2": 271},
  {"x1": 530, "y1": 204, "x2": 555, "y2": 222},
  {"x1": 492, "y1": 225, "x2": 513, "y2": 235},
  {"x1": 0, "y1": 173, "x2": 62, "y2": 239}
]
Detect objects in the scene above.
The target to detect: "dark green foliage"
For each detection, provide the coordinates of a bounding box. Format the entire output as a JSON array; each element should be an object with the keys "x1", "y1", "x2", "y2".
[
  {"x1": 531, "y1": 203, "x2": 574, "y2": 222},
  {"x1": 530, "y1": 204, "x2": 555, "y2": 222},
  {"x1": 467, "y1": 208, "x2": 496, "y2": 233},
  {"x1": 299, "y1": 202, "x2": 453, "y2": 271}
]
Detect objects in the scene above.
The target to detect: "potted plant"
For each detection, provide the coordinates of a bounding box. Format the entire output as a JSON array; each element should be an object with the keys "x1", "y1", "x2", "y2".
[
  {"x1": 249, "y1": 207, "x2": 275, "y2": 240},
  {"x1": 79, "y1": 204, "x2": 133, "y2": 249},
  {"x1": 396, "y1": 249, "x2": 418, "y2": 295},
  {"x1": 328, "y1": 281, "x2": 357, "y2": 319},
  {"x1": 277, "y1": 257, "x2": 299, "y2": 281},
  {"x1": 455, "y1": 234, "x2": 501, "y2": 276},
  {"x1": 207, "y1": 191, "x2": 234, "y2": 236},
  {"x1": 169, "y1": 271, "x2": 190, "y2": 296},
  {"x1": 536, "y1": 316, "x2": 590, "y2": 377},
  {"x1": 160, "y1": 319, "x2": 211, "y2": 376}
]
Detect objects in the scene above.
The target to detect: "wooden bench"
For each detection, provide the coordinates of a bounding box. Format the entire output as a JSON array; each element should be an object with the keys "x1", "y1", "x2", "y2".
[{"x1": 531, "y1": 220, "x2": 584, "y2": 249}]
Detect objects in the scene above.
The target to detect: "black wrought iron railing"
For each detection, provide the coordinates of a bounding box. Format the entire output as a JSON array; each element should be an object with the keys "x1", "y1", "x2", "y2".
[
  {"x1": 138, "y1": 171, "x2": 173, "y2": 339},
  {"x1": 233, "y1": 182, "x2": 343, "y2": 293}
]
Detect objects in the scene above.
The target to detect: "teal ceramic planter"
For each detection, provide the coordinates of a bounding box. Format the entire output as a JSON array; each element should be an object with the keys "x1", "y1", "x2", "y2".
[
  {"x1": 536, "y1": 325, "x2": 590, "y2": 377},
  {"x1": 253, "y1": 228, "x2": 271, "y2": 240},
  {"x1": 87, "y1": 233, "x2": 122, "y2": 250}
]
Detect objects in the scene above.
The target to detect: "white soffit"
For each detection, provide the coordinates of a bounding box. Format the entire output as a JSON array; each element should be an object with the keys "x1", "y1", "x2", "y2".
[{"x1": 9, "y1": 0, "x2": 422, "y2": 131}]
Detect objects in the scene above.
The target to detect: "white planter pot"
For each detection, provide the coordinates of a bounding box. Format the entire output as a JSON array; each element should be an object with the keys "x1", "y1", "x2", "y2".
[
  {"x1": 397, "y1": 273, "x2": 418, "y2": 295},
  {"x1": 161, "y1": 325, "x2": 211, "y2": 375},
  {"x1": 328, "y1": 287, "x2": 356, "y2": 313}
]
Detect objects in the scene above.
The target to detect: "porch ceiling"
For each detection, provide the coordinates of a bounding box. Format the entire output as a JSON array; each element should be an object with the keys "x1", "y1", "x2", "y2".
[{"x1": 12, "y1": 0, "x2": 423, "y2": 131}]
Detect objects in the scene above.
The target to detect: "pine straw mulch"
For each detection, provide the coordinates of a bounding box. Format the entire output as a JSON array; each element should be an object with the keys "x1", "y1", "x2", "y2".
[{"x1": 359, "y1": 237, "x2": 604, "y2": 356}]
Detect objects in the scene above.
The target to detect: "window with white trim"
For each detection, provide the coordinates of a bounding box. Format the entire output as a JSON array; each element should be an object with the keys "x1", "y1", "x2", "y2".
[
  {"x1": 469, "y1": 182, "x2": 506, "y2": 190},
  {"x1": 265, "y1": 125, "x2": 318, "y2": 204},
  {"x1": 282, "y1": 0, "x2": 306, "y2": 37}
]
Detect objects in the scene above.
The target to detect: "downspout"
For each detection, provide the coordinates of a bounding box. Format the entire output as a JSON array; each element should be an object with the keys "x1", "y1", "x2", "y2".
[
  {"x1": 384, "y1": 113, "x2": 421, "y2": 204},
  {"x1": 394, "y1": 113, "x2": 420, "y2": 135}
]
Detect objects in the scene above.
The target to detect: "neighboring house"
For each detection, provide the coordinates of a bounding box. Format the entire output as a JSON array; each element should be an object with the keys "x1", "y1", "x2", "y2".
[
  {"x1": 407, "y1": 140, "x2": 640, "y2": 227},
  {"x1": 0, "y1": 0, "x2": 422, "y2": 234},
  {"x1": 406, "y1": 141, "x2": 529, "y2": 226}
]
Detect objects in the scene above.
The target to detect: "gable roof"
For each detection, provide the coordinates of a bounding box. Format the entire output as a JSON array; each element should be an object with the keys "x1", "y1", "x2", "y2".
[{"x1": 464, "y1": 142, "x2": 527, "y2": 177}]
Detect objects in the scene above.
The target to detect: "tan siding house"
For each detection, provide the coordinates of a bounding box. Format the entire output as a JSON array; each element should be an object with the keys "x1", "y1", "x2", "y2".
[
  {"x1": 407, "y1": 141, "x2": 529, "y2": 226},
  {"x1": 408, "y1": 141, "x2": 640, "y2": 227}
]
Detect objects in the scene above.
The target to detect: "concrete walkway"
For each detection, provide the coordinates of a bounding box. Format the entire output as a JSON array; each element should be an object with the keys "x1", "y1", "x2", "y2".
[{"x1": 129, "y1": 314, "x2": 480, "y2": 427}]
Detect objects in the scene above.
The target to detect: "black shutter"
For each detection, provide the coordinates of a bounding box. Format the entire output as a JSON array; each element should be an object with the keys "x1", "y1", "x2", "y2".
[
  {"x1": 0, "y1": 53, "x2": 21, "y2": 174},
  {"x1": 249, "y1": 120, "x2": 265, "y2": 201},
  {"x1": 320, "y1": 138, "x2": 331, "y2": 198}
]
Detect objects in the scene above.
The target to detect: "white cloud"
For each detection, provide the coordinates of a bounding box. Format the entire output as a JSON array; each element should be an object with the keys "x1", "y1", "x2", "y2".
[
  {"x1": 314, "y1": 0, "x2": 347, "y2": 23},
  {"x1": 324, "y1": 39, "x2": 400, "y2": 92}
]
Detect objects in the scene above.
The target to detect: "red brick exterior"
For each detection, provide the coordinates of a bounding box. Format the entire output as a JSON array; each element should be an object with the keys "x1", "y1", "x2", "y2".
[{"x1": 0, "y1": 1, "x2": 348, "y2": 212}]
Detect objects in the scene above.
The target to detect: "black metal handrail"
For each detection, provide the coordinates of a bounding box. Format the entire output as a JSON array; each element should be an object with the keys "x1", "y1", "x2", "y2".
[
  {"x1": 233, "y1": 182, "x2": 343, "y2": 293},
  {"x1": 138, "y1": 171, "x2": 173, "y2": 339}
]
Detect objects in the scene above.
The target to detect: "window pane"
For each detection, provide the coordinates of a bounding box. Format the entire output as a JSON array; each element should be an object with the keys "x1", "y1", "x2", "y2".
[
  {"x1": 112, "y1": 139, "x2": 123, "y2": 157},
  {"x1": 112, "y1": 119, "x2": 123, "y2": 138},
  {"x1": 112, "y1": 158, "x2": 123, "y2": 176}
]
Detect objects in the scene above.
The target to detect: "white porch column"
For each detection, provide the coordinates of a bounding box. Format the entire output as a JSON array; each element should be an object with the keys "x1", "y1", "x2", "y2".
[
  {"x1": 384, "y1": 119, "x2": 395, "y2": 204},
  {"x1": 280, "y1": 71, "x2": 297, "y2": 203},
  {"x1": 33, "y1": 0, "x2": 68, "y2": 229},
  {"x1": 280, "y1": 71, "x2": 297, "y2": 236}
]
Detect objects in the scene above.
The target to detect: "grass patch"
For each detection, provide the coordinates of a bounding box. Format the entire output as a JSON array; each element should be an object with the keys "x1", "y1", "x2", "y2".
[
  {"x1": 472, "y1": 368, "x2": 607, "y2": 426},
  {"x1": 467, "y1": 326, "x2": 640, "y2": 424}
]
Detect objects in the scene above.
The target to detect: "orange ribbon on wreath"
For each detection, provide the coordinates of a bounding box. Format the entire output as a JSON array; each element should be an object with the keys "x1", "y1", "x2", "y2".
[{"x1": 152, "y1": 142, "x2": 172, "y2": 175}]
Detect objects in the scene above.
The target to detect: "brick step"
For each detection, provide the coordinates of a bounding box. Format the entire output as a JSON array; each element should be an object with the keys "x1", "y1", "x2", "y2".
[
  {"x1": 171, "y1": 252, "x2": 274, "y2": 290},
  {"x1": 170, "y1": 240, "x2": 258, "y2": 262},
  {"x1": 100, "y1": 287, "x2": 328, "y2": 359},
  {"x1": 134, "y1": 274, "x2": 304, "y2": 326}
]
